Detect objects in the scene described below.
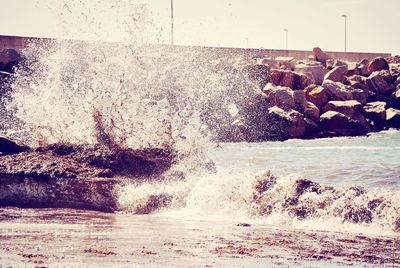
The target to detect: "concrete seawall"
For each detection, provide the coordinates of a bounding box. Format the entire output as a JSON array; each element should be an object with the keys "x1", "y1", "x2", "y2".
[{"x1": 0, "y1": 34, "x2": 392, "y2": 64}]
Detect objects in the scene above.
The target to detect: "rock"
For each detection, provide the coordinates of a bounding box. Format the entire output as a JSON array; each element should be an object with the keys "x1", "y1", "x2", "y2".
[
  {"x1": 263, "y1": 84, "x2": 295, "y2": 110},
  {"x1": 363, "y1": 101, "x2": 387, "y2": 127},
  {"x1": 312, "y1": 47, "x2": 332, "y2": 66},
  {"x1": 275, "y1": 56, "x2": 296, "y2": 70},
  {"x1": 295, "y1": 61, "x2": 325, "y2": 85},
  {"x1": 350, "y1": 88, "x2": 368, "y2": 105},
  {"x1": 242, "y1": 64, "x2": 270, "y2": 89},
  {"x1": 324, "y1": 65, "x2": 348, "y2": 83},
  {"x1": 0, "y1": 136, "x2": 30, "y2": 155},
  {"x1": 0, "y1": 144, "x2": 176, "y2": 212},
  {"x1": 346, "y1": 75, "x2": 369, "y2": 91},
  {"x1": 320, "y1": 111, "x2": 369, "y2": 136},
  {"x1": 264, "y1": 106, "x2": 306, "y2": 140},
  {"x1": 304, "y1": 101, "x2": 320, "y2": 122},
  {"x1": 368, "y1": 57, "x2": 389, "y2": 72},
  {"x1": 391, "y1": 87, "x2": 400, "y2": 104},
  {"x1": 322, "y1": 80, "x2": 353, "y2": 101},
  {"x1": 304, "y1": 117, "x2": 320, "y2": 137},
  {"x1": 357, "y1": 59, "x2": 371, "y2": 77},
  {"x1": 269, "y1": 69, "x2": 311, "y2": 90},
  {"x1": 386, "y1": 108, "x2": 400, "y2": 128},
  {"x1": 293, "y1": 90, "x2": 307, "y2": 113},
  {"x1": 304, "y1": 84, "x2": 328, "y2": 109},
  {"x1": 323, "y1": 100, "x2": 364, "y2": 120},
  {"x1": 366, "y1": 71, "x2": 391, "y2": 94}
]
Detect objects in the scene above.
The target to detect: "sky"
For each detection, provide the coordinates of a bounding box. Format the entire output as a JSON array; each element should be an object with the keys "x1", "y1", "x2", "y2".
[{"x1": 0, "y1": 0, "x2": 399, "y2": 54}]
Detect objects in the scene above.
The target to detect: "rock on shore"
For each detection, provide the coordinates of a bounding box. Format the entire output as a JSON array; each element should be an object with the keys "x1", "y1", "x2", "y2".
[
  {"x1": 0, "y1": 141, "x2": 175, "y2": 212},
  {"x1": 213, "y1": 48, "x2": 400, "y2": 141}
]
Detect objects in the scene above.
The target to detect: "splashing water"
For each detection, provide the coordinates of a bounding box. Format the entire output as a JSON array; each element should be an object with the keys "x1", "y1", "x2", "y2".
[{"x1": 4, "y1": 0, "x2": 400, "y2": 235}]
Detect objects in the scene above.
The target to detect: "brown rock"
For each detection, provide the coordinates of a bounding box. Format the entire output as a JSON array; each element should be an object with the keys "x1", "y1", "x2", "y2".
[
  {"x1": 322, "y1": 80, "x2": 353, "y2": 101},
  {"x1": 263, "y1": 84, "x2": 295, "y2": 109},
  {"x1": 304, "y1": 84, "x2": 328, "y2": 109},
  {"x1": 304, "y1": 101, "x2": 320, "y2": 122},
  {"x1": 312, "y1": 47, "x2": 332, "y2": 66},
  {"x1": 323, "y1": 100, "x2": 363, "y2": 119},
  {"x1": 368, "y1": 57, "x2": 389, "y2": 72},
  {"x1": 324, "y1": 65, "x2": 348, "y2": 83},
  {"x1": 320, "y1": 111, "x2": 369, "y2": 136},
  {"x1": 295, "y1": 61, "x2": 324, "y2": 85},
  {"x1": 265, "y1": 106, "x2": 306, "y2": 140},
  {"x1": 269, "y1": 69, "x2": 311, "y2": 90}
]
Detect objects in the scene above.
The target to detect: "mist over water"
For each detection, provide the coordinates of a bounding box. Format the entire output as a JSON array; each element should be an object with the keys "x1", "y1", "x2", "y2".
[{"x1": 3, "y1": 0, "x2": 400, "y2": 235}]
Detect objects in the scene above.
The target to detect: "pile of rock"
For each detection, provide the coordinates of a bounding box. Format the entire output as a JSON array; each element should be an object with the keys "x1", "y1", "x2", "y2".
[{"x1": 236, "y1": 48, "x2": 400, "y2": 141}]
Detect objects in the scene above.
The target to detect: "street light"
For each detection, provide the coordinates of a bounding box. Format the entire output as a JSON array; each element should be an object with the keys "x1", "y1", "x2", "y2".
[
  {"x1": 171, "y1": 0, "x2": 174, "y2": 45},
  {"x1": 283, "y1": 28, "x2": 288, "y2": 52},
  {"x1": 341, "y1": 14, "x2": 347, "y2": 52}
]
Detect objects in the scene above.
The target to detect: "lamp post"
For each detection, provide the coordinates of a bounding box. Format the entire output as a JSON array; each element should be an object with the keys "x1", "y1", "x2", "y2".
[
  {"x1": 341, "y1": 14, "x2": 347, "y2": 52},
  {"x1": 283, "y1": 28, "x2": 288, "y2": 54},
  {"x1": 171, "y1": 0, "x2": 174, "y2": 45}
]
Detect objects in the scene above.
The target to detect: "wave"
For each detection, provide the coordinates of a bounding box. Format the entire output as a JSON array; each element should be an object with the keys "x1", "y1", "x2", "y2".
[{"x1": 116, "y1": 169, "x2": 400, "y2": 234}]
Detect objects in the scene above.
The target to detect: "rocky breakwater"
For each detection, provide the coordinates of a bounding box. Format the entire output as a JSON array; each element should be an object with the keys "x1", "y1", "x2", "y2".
[
  {"x1": 0, "y1": 137, "x2": 175, "y2": 212},
  {"x1": 221, "y1": 48, "x2": 400, "y2": 141}
]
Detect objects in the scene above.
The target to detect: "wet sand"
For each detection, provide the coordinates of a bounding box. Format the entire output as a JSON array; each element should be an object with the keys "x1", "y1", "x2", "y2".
[{"x1": 0, "y1": 207, "x2": 399, "y2": 267}]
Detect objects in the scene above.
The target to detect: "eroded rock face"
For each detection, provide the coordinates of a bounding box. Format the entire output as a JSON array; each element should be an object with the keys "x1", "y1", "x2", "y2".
[{"x1": 0, "y1": 143, "x2": 176, "y2": 212}]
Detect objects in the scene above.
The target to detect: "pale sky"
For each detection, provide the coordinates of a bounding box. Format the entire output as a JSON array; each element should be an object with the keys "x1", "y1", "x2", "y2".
[{"x1": 0, "y1": 0, "x2": 399, "y2": 54}]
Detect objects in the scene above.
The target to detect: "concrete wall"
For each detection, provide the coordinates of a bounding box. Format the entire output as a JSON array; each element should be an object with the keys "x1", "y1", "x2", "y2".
[{"x1": 0, "y1": 34, "x2": 392, "y2": 63}]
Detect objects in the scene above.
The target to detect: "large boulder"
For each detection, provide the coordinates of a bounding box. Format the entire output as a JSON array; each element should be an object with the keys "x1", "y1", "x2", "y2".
[
  {"x1": 312, "y1": 47, "x2": 332, "y2": 66},
  {"x1": 320, "y1": 111, "x2": 369, "y2": 136},
  {"x1": 304, "y1": 84, "x2": 328, "y2": 109},
  {"x1": 345, "y1": 75, "x2": 369, "y2": 91},
  {"x1": 324, "y1": 65, "x2": 348, "y2": 83},
  {"x1": 368, "y1": 57, "x2": 389, "y2": 72},
  {"x1": 264, "y1": 106, "x2": 306, "y2": 140},
  {"x1": 366, "y1": 71, "x2": 392, "y2": 94},
  {"x1": 263, "y1": 84, "x2": 295, "y2": 109},
  {"x1": 363, "y1": 101, "x2": 387, "y2": 128},
  {"x1": 322, "y1": 80, "x2": 353, "y2": 101},
  {"x1": 269, "y1": 69, "x2": 311, "y2": 90},
  {"x1": 294, "y1": 61, "x2": 325, "y2": 85},
  {"x1": 386, "y1": 108, "x2": 400, "y2": 128},
  {"x1": 322, "y1": 100, "x2": 367, "y2": 127},
  {"x1": 242, "y1": 64, "x2": 271, "y2": 89}
]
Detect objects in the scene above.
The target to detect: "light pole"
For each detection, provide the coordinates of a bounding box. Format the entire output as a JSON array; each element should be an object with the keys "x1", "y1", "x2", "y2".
[
  {"x1": 283, "y1": 29, "x2": 288, "y2": 54},
  {"x1": 171, "y1": 0, "x2": 174, "y2": 45},
  {"x1": 341, "y1": 14, "x2": 347, "y2": 52}
]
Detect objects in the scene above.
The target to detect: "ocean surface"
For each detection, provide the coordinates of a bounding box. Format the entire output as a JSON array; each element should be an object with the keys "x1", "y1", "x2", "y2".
[
  {"x1": 1, "y1": 132, "x2": 400, "y2": 267},
  {"x1": 211, "y1": 130, "x2": 400, "y2": 190}
]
